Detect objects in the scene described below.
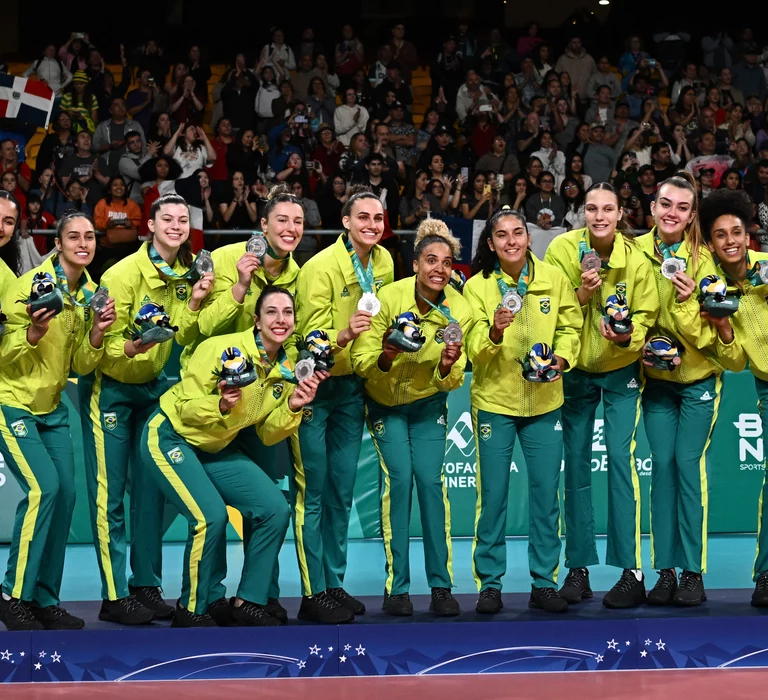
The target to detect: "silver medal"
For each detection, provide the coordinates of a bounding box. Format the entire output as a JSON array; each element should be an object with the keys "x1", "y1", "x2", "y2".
[
  {"x1": 759, "y1": 263, "x2": 768, "y2": 285},
  {"x1": 443, "y1": 322, "x2": 463, "y2": 344},
  {"x1": 581, "y1": 251, "x2": 602, "y2": 273},
  {"x1": 501, "y1": 290, "x2": 523, "y2": 314},
  {"x1": 246, "y1": 234, "x2": 268, "y2": 257},
  {"x1": 90, "y1": 287, "x2": 110, "y2": 314},
  {"x1": 294, "y1": 357, "x2": 316, "y2": 382},
  {"x1": 661, "y1": 257, "x2": 686, "y2": 280},
  {"x1": 358, "y1": 291, "x2": 381, "y2": 316},
  {"x1": 194, "y1": 250, "x2": 214, "y2": 276}
]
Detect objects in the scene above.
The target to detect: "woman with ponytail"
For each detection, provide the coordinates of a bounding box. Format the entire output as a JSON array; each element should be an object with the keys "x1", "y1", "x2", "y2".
[
  {"x1": 545, "y1": 182, "x2": 659, "y2": 609},
  {"x1": 290, "y1": 185, "x2": 394, "y2": 624},
  {"x1": 467, "y1": 207, "x2": 582, "y2": 615},
  {"x1": 635, "y1": 171, "x2": 733, "y2": 607},
  {"x1": 78, "y1": 194, "x2": 214, "y2": 626},
  {"x1": 351, "y1": 219, "x2": 473, "y2": 618}
]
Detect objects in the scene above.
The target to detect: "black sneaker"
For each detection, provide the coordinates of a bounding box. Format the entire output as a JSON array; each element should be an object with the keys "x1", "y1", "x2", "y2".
[
  {"x1": 297, "y1": 591, "x2": 354, "y2": 624},
  {"x1": 673, "y1": 571, "x2": 706, "y2": 607},
  {"x1": 266, "y1": 597, "x2": 288, "y2": 624},
  {"x1": 99, "y1": 596, "x2": 154, "y2": 625},
  {"x1": 430, "y1": 587, "x2": 460, "y2": 617},
  {"x1": 529, "y1": 585, "x2": 569, "y2": 613},
  {"x1": 129, "y1": 586, "x2": 174, "y2": 620},
  {"x1": 603, "y1": 570, "x2": 646, "y2": 609},
  {"x1": 752, "y1": 573, "x2": 768, "y2": 608},
  {"x1": 327, "y1": 587, "x2": 366, "y2": 615},
  {"x1": 171, "y1": 600, "x2": 217, "y2": 628},
  {"x1": 0, "y1": 597, "x2": 44, "y2": 631},
  {"x1": 559, "y1": 567, "x2": 593, "y2": 604},
  {"x1": 382, "y1": 592, "x2": 413, "y2": 617},
  {"x1": 206, "y1": 597, "x2": 233, "y2": 626},
  {"x1": 476, "y1": 587, "x2": 503, "y2": 614},
  {"x1": 232, "y1": 600, "x2": 283, "y2": 627},
  {"x1": 647, "y1": 569, "x2": 677, "y2": 606},
  {"x1": 31, "y1": 604, "x2": 85, "y2": 630}
]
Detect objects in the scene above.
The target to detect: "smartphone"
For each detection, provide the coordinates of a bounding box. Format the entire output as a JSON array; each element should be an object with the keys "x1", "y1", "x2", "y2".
[
  {"x1": 461, "y1": 167, "x2": 469, "y2": 179},
  {"x1": 483, "y1": 184, "x2": 491, "y2": 197},
  {"x1": 496, "y1": 174, "x2": 504, "y2": 188},
  {"x1": 295, "y1": 115, "x2": 308, "y2": 124}
]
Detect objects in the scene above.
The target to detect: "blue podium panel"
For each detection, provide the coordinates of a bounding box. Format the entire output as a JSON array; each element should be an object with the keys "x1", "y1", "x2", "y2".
[{"x1": 0, "y1": 631, "x2": 32, "y2": 683}]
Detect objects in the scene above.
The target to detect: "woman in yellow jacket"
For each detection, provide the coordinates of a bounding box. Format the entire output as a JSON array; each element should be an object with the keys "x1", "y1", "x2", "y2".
[
  {"x1": 78, "y1": 193, "x2": 214, "y2": 625},
  {"x1": 636, "y1": 172, "x2": 735, "y2": 607},
  {"x1": 140, "y1": 286, "x2": 325, "y2": 627},
  {"x1": 351, "y1": 219, "x2": 473, "y2": 618},
  {"x1": 0, "y1": 191, "x2": 21, "y2": 301},
  {"x1": 0, "y1": 211, "x2": 116, "y2": 631},
  {"x1": 545, "y1": 183, "x2": 660, "y2": 609},
  {"x1": 290, "y1": 188, "x2": 394, "y2": 624},
  {"x1": 467, "y1": 207, "x2": 582, "y2": 615}
]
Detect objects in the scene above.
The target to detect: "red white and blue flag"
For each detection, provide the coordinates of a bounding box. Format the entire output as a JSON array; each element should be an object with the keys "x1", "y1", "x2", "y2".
[{"x1": 0, "y1": 75, "x2": 54, "y2": 128}]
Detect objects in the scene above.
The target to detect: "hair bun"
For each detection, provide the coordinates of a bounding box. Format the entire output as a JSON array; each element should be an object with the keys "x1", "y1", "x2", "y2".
[
  {"x1": 266, "y1": 183, "x2": 291, "y2": 200},
  {"x1": 346, "y1": 184, "x2": 372, "y2": 198},
  {"x1": 414, "y1": 218, "x2": 462, "y2": 258}
]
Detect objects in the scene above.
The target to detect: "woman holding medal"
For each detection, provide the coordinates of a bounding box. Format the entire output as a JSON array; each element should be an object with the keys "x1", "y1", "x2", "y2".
[
  {"x1": 79, "y1": 193, "x2": 215, "y2": 625},
  {"x1": 635, "y1": 172, "x2": 728, "y2": 607},
  {"x1": 467, "y1": 207, "x2": 582, "y2": 614},
  {"x1": 544, "y1": 183, "x2": 659, "y2": 609},
  {"x1": 0, "y1": 211, "x2": 116, "y2": 631},
  {"x1": 351, "y1": 219, "x2": 473, "y2": 617},
  {"x1": 141, "y1": 286, "x2": 326, "y2": 627},
  {"x1": 0, "y1": 191, "x2": 21, "y2": 300},
  {"x1": 291, "y1": 186, "x2": 394, "y2": 624},
  {"x1": 697, "y1": 191, "x2": 768, "y2": 605}
]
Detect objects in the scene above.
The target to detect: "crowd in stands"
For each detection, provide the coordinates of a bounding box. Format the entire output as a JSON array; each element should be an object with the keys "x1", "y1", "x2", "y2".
[{"x1": 2, "y1": 23, "x2": 768, "y2": 280}]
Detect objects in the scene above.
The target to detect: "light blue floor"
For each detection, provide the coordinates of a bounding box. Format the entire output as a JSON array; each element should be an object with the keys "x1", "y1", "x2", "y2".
[{"x1": 0, "y1": 534, "x2": 758, "y2": 601}]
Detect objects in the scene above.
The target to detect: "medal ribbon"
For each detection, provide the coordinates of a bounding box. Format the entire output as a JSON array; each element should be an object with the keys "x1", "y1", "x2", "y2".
[
  {"x1": 343, "y1": 234, "x2": 375, "y2": 295},
  {"x1": 148, "y1": 244, "x2": 206, "y2": 279},
  {"x1": 653, "y1": 232, "x2": 683, "y2": 260},
  {"x1": 416, "y1": 288, "x2": 458, "y2": 324},
  {"x1": 578, "y1": 230, "x2": 608, "y2": 269},
  {"x1": 254, "y1": 332, "x2": 297, "y2": 384},
  {"x1": 494, "y1": 260, "x2": 529, "y2": 301},
  {"x1": 53, "y1": 256, "x2": 96, "y2": 307}
]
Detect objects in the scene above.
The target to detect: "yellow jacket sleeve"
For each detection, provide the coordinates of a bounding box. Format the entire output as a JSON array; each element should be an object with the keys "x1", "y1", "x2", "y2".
[
  {"x1": 348, "y1": 298, "x2": 390, "y2": 381},
  {"x1": 174, "y1": 337, "x2": 228, "y2": 427},
  {"x1": 552, "y1": 274, "x2": 583, "y2": 370},
  {"x1": 255, "y1": 398, "x2": 302, "y2": 446},
  {"x1": 72, "y1": 332, "x2": 105, "y2": 376},
  {"x1": 100, "y1": 272, "x2": 139, "y2": 374},
  {"x1": 715, "y1": 334, "x2": 748, "y2": 373},
  {"x1": 296, "y1": 263, "x2": 342, "y2": 348},
  {"x1": 0, "y1": 290, "x2": 36, "y2": 366},
  {"x1": 670, "y1": 254, "x2": 720, "y2": 351},
  {"x1": 175, "y1": 304, "x2": 201, "y2": 347},
  {"x1": 625, "y1": 254, "x2": 660, "y2": 354},
  {"x1": 464, "y1": 281, "x2": 504, "y2": 366},
  {"x1": 198, "y1": 243, "x2": 243, "y2": 337},
  {"x1": 433, "y1": 345, "x2": 468, "y2": 392}
]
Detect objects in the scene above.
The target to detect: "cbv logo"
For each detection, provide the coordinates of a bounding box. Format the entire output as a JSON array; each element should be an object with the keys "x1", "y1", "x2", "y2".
[
  {"x1": 446, "y1": 412, "x2": 476, "y2": 458},
  {"x1": 734, "y1": 413, "x2": 763, "y2": 463},
  {"x1": 592, "y1": 419, "x2": 606, "y2": 452}
]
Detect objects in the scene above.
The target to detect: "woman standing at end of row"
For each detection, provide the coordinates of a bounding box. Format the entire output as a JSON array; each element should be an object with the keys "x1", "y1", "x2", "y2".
[
  {"x1": 466, "y1": 207, "x2": 582, "y2": 614},
  {"x1": 351, "y1": 219, "x2": 473, "y2": 617},
  {"x1": 0, "y1": 191, "x2": 20, "y2": 299}
]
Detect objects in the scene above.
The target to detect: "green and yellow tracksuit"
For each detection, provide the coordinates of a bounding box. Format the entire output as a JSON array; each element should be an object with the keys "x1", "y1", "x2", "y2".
[
  {"x1": 636, "y1": 230, "x2": 741, "y2": 573},
  {"x1": 709, "y1": 253, "x2": 768, "y2": 579},
  {"x1": 351, "y1": 276, "x2": 473, "y2": 596},
  {"x1": 545, "y1": 230, "x2": 659, "y2": 571},
  {"x1": 0, "y1": 257, "x2": 103, "y2": 607},
  {"x1": 290, "y1": 234, "x2": 394, "y2": 596},
  {"x1": 0, "y1": 257, "x2": 15, "y2": 300},
  {"x1": 141, "y1": 330, "x2": 301, "y2": 614},
  {"x1": 465, "y1": 254, "x2": 582, "y2": 590},
  {"x1": 191, "y1": 241, "x2": 301, "y2": 599},
  {"x1": 79, "y1": 242, "x2": 202, "y2": 601}
]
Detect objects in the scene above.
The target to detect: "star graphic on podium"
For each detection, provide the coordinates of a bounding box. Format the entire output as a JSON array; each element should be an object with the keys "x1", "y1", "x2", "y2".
[
  {"x1": 640, "y1": 650, "x2": 648, "y2": 658},
  {"x1": 328, "y1": 646, "x2": 334, "y2": 652},
  {"x1": 656, "y1": 640, "x2": 666, "y2": 651},
  {"x1": 339, "y1": 655, "x2": 347, "y2": 663},
  {"x1": 625, "y1": 641, "x2": 631, "y2": 646},
  {"x1": 34, "y1": 663, "x2": 42, "y2": 671},
  {"x1": 19, "y1": 652, "x2": 25, "y2": 657},
  {"x1": 596, "y1": 654, "x2": 604, "y2": 663},
  {"x1": 309, "y1": 645, "x2": 320, "y2": 655},
  {"x1": 645, "y1": 639, "x2": 652, "y2": 646},
  {"x1": 297, "y1": 660, "x2": 306, "y2": 669},
  {"x1": 0, "y1": 650, "x2": 11, "y2": 661},
  {"x1": 607, "y1": 639, "x2": 618, "y2": 650},
  {"x1": 51, "y1": 652, "x2": 61, "y2": 663},
  {"x1": 355, "y1": 644, "x2": 366, "y2": 656},
  {"x1": 344, "y1": 644, "x2": 351, "y2": 651}
]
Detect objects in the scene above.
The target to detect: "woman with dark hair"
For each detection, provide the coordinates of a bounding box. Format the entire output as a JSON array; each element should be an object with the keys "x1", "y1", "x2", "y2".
[
  {"x1": 308, "y1": 77, "x2": 337, "y2": 127},
  {"x1": 0, "y1": 191, "x2": 21, "y2": 290},
  {"x1": 275, "y1": 152, "x2": 312, "y2": 194},
  {"x1": 78, "y1": 194, "x2": 214, "y2": 626},
  {"x1": 0, "y1": 210, "x2": 116, "y2": 632},
  {"x1": 335, "y1": 24, "x2": 365, "y2": 80},
  {"x1": 218, "y1": 170, "x2": 259, "y2": 228},
  {"x1": 138, "y1": 155, "x2": 182, "y2": 236},
  {"x1": 59, "y1": 33, "x2": 91, "y2": 73},
  {"x1": 545, "y1": 182, "x2": 659, "y2": 609},
  {"x1": 417, "y1": 108, "x2": 444, "y2": 154},
  {"x1": 164, "y1": 124, "x2": 217, "y2": 179},
  {"x1": 186, "y1": 45, "x2": 211, "y2": 89},
  {"x1": 719, "y1": 167, "x2": 743, "y2": 191},
  {"x1": 91, "y1": 176, "x2": 142, "y2": 279},
  {"x1": 510, "y1": 174, "x2": 530, "y2": 213},
  {"x1": 462, "y1": 170, "x2": 498, "y2": 221},
  {"x1": 147, "y1": 112, "x2": 174, "y2": 150},
  {"x1": 259, "y1": 27, "x2": 297, "y2": 74},
  {"x1": 466, "y1": 207, "x2": 581, "y2": 614},
  {"x1": 317, "y1": 174, "x2": 348, "y2": 230},
  {"x1": 525, "y1": 156, "x2": 544, "y2": 192},
  {"x1": 37, "y1": 112, "x2": 76, "y2": 178},
  {"x1": 226, "y1": 129, "x2": 265, "y2": 184},
  {"x1": 254, "y1": 65, "x2": 281, "y2": 134},
  {"x1": 565, "y1": 151, "x2": 593, "y2": 192},
  {"x1": 60, "y1": 71, "x2": 98, "y2": 133},
  {"x1": 95, "y1": 54, "x2": 131, "y2": 123},
  {"x1": 668, "y1": 86, "x2": 699, "y2": 134},
  {"x1": 566, "y1": 122, "x2": 590, "y2": 162},
  {"x1": 426, "y1": 177, "x2": 462, "y2": 216},
  {"x1": 560, "y1": 177, "x2": 586, "y2": 229},
  {"x1": 351, "y1": 69, "x2": 376, "y2": 113}
]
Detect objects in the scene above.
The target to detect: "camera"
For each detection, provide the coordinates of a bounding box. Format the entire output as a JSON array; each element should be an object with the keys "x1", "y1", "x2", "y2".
[
  {"x1": 295, "y1": 115, "x2": 308, "y2": 124},
  {"x1": 647, "y1": 58, "x2": 657, "y2": 67}
]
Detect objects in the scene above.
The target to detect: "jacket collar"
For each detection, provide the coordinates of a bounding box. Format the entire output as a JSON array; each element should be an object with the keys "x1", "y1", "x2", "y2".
[
  {"x1": 332, "y1": 233, "x2": 386, "y2": 286},
  {"x1": 137, "y1": 241, "x2": 188, "y2": 288}
]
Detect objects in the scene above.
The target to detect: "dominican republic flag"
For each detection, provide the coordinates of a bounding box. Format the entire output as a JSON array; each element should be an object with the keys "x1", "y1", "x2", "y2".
[{"x1": 0, "y1": 75, "x2": 54, "y2": 128}]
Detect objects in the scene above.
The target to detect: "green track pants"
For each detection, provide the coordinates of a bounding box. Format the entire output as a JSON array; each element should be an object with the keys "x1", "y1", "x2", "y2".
[{"x1": 753, "y1": 378, "x2": 768, "y2": 580}]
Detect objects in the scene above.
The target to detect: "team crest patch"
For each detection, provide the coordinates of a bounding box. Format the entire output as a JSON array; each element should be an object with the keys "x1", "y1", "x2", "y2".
[
  {"x1": 245, "y1": 287, "x2": 253, "y2": 297},
  {"x1": 10, "y1": 420, "x2": 27, "y2": 438},
  {"x1": 175, "y1": 283, "x2": 188, "y2": 301},
  {"x1": 103, "y1": 412, "x2": 118, "y2": 431},
  {"x1": 272, "y1": 383, "x2": 284, "y2": 399},
  {"x1": 302, "y1": 407, "x2": 313, "y2": 424},
  {"x1": 616, "y1": 282, "x2": 627, "y2": 296},
  {"x1": 435, "y1": 328, "x2": 445, "y2": 344},
  {"x1": 341, "y1": 286, "x2": 350, "y2": 297},
  {"x1": 167, "y1": 447, "x2": 184, "y2": 464},
  {"x1": 479, "y1": 423, "x2": 492, "y2": 441},
  {"x1": 375, "y1": 279, "x2": 385, "y2": 291},
  {"x1": 539, "y1": 297, "x2": 551, "y2": 315},
  {"x1": 373, "y1": 419, "x2": 385, "y2": 437},
  {"x1": 84, "y1": 307, "x2": 92, "y2": 322}
]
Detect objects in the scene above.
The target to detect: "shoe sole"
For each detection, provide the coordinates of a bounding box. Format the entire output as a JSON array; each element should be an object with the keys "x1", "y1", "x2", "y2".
[
  {"x1": 382, "y1": 607, "x2": 413, "y2": 617},
  {"x1": 646, "y1": 595, "x2": 676, "y2": 606},
  {"x1": 673, "y1": 595, "x2": 707, "y2": 607},
  {"x1": 150, "y1": 608, "x2": 175, "y2": 621},
  {"x1": 475, "y1": 603, "x2": 503, "y2": 614},
  {"x1": 602, "y1": 595, "x2": 647, "y2": 610},
  {"x1": 528, "y1": 601, "x2": 568, "y2": 613},
  {"x1": 297, "y1": 611, "x2": 355, "y2": 624},
  {"x1": 41, "y1": 621, "x2": 86, "y2": 630},
  {"x1": 430, "y1": 607, "x2": 460, "y2": 617},
  {"x1": 98, "y1": 612, "x2": 155, "y2": 625},
  {"x1": 559, "y1": 588, "x2": 593, "y2": 604}
]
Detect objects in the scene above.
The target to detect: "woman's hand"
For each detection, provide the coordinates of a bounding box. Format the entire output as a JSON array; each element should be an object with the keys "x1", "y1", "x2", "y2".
[
  {"x1": 89, "y1": 297, "x2": 116, "y2": 347},
  {"x1": 439, "y1": 341, "x2": 462, "y2": 377},
  {"x1": 288, "y1": 371, "x2": 328, "y2": 411},
  {"x1": 233, "y1": 252, "x2": 261, "y2": 302},
  {"x1": 671, "y1": 270, "x2": 697, "y2": 302},
  {"x1": 599, "y1": 317, "x2": 633, "y2": 345},
  {"x1": 490, "y1": 307, "x2": 514, "y2": 343},
  {"x1": 189, "y1": 272, "x2": 214, "y2": 310},
  {"x1": 124, "y1": 336, "x2": 158, "y2": 358},
  {"x1": 378, "y1": 328, "x2": 404, "y2": 371},
  {"x1": 338, "y1": 310, "x2": 372, "y2": 347},
  {"x1": 576, "y1": 269, "x2": 602, "y2": 305},
  {"x1": 218, "y1": 380, "x2": 242, "y2": 413},
  {"x1": 26, "y1": 306, "x2": 58, "y2": 346}
]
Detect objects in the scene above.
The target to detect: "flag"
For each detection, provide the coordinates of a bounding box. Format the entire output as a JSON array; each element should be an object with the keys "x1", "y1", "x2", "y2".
[{"x1": 0, "y1": 75, "x2": 54, "y2": 128}]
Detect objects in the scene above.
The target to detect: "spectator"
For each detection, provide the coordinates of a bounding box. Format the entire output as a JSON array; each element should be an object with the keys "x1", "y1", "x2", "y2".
[
  {"x1": 271, "y1": 81, "x2": 298, "y2": 127},
  {"x1": 475, "y1": 134, "x2": 520, "y2": 186},
  {"x1": 745, "y1": 158, "x2": 768, "y2": 204},
  {"x1": 138, "y1": 155, "x2": 181, "y2": 234},
  {"x1": 618, "y1": 35, "x2": 650, "y2": 90},
  {"x1": 481, "y1": 28, "x2": 517, "y2": 79},
  {"x1": 292, "y1": 54, "x2": 316, "y2": 101},
  {"x1": 461, "y1": 170, "x2": 496, "y2": 221},
  {"x1": 389, "y1": 22, "x2": 419, "y2": 84},
  {"x1": 218, "y1": 170, "x2": 259, "y2": 228},
  {"x1": 566, "y1": 121, "x2": 590, "y2": 161},
  {"x1": 369, "y1": 45, "x2": 393, "y2": 89},
  {"x1": 171, "y1": 75, "x2": 206, "y2": 127},
  {"x1": 165, "y1": 62, "x2": 189, "y2": 102},
  {"x1": 23, "y1": 43, "x2": 72, "y2": 103},
  {"x1": 221, "y1": 56, "x2": 258, "y2": 134},
  {"x1": 669, "y1": 123, "x2": 694, "y2": 167},
  {"x1": 0, "y1": 171, "x2": 25, "y2": 214},
  {"x1": 135, "y1": 38, "x2": 168, "y2": 86},
  {"x1": 94, "y1": 49, "x2": 131, "y2": 123},
  {"x1": 517, "y1": 21, "x2": 543, "y2": 59},
  {"x1": 21, "y1": 193, "x2": 55, "y2": 253},
  {"x1": 585, "y1": 85, "x2": 617, "y2": 130},
  {"x1": 310, "y1": 53, "x2": 340, "y2": 95},
  {"x1": 432, "y1": 36, "x2": 465, "y2": 106},
  {"x1": 719, "y1": 166, "x2": 743, "y2": 190},
  {"x1": 311, "y1": 124, "x2": 344, "y2": 177},
  {"x1": 701, "y1": 31, "x2": 734, "y2": 72},
  {"x1": 32, "y1": 167, "x2": 59, "y2": 216},
  {"x1": 468, "y1": 111, "x2": 496, "y2": 160},
  {"x1": 90, "y1": 175, "x2": 141, "y2": 278},
  {"x1": 497, "y1": 84, "x2": 526, "y2": 140},
  {"x1": 555, "y1": 36, "x2": 596, "y2": 104},
  {"x1": 514, "y1": 56, "x2": 541, "y2": 107},
  {"x1": 118, "y1": 131, "x2": 152, "y2": 206},
  {"x1": 719, "y1": 103, "x2": 756, "y2": 149},
  {"x1": 561, "y1": 177, "x2": 585, "y2": 229},
  {"x1": 338, "y1": 132, "x2": 369, "y2": 177},
  {"x1": 733, "y1": 44, "x2": 767, "y2": 103},
  {"x1": 361, "y1": 153, "x2": 400, "y2": 224},
  {"x1": 92, "y1": 97, "x2": 145, "y2": 178},
  {"x1": 532, "y1": 43, "x2": 554, "y2": 82},
  {"x1": 580, "y1": 123, "x2": 616, "y2": 183},
  {"x1": 306, "y1": 78, "x2": 335, "y2": 129},
  {"x1": 652, "y1": 28, "x2": 691, "y2": 74},
  {"x1": 0, "y1": 139, "x2": 31, "y2": 194},
  {"x1": 126, "y1": 70, "x2": 158, "y2": 134},
  {"x1": 287, "y1": 179, "x2": 320, "y2": 265},
  {"x1": 60, "y1": 70, "x2": 98, "y2": 133},
  {"x1": 368, "y1": 123, "x2": 397, "y2": 171},
  {"x1": 526, "y1": 170, "x2": 565, "y2": 228},
  {"x1": 335, "y1": 24, "x2": 365, "y2": 81},
  {"x1": 586, "y1": 56, "x2": 621, "y2": 102},
  {"x1": 205, "y1": 117, "x2": 234, "y2": 196},
  {"x1": 374, "y1": 64, "x2": 412, "y2": 112},
  {"x1": 350, "y1": 69, "x2": 376, "y2": 113},
  {"x1": 732, "y1": 137, "x2": 754, "y2": 176},
  {"x1": 59, "y1": 131, "x2": 109, "y2": 208},
  {"x1": 509, "y1": 174, "x2": 530, "y2": 213},
  {"x1": 668, "y1": 86, "x2": 700, "y2": 136},
  {"x1": 685, "y1": 130, "x2": 734, "y2": 185},
  {"x1": 386, "y1": 101, "x2": 416, "y2": 178},
  {"x1": 565, "y1": 151, "x2": 593, "y2": 192},
  {"x1": 275, "y1": 152, "x2": 311, "y2": 195},
  {"x1": 650, "y1": 141, "x2": 677, "y2": 182},
  {"x1": 147, "y1": 112, "x2": 174, "y2": 150},
  {"x1": 58, "y1": 33, "x2": 91, "y2": 73},
  {"x1": 296, "y1": 27, "x2": 325, "y2": 62},
  {"x1": 317, "y1": 175, "x2": 347, "y2": 232},
  {"x1": 226, "y1": 128, "x2": 265, "y2": 183},
  {"x1": 260, "y1": 27, "x2": 297, "y2": 73},
  {"x1": 186, "y1": 45, "x2": 211, "y2": 88},
  {"x1": 254, "y1": 66, "x2": 281, "y2": 133},
  {"x1": 516, "y1": 112, "x2": 542, "y2": 164},
  {"x1": 417, "y1": 125, "x2": 460, "y2": 176},
  {"x1": 634, "y1": 164, "x2": 657, "y2": 225},
  {"x1": 670, "y1": 61, "x2": 701, "y2": 105},
  {"x1": 531, "y1": 130, "x2": 566, "y2": 180},
  {"x1": 334, "y1": 88, "x2": 369, "y2": 147},
  {"x1": 164, "y1": 123, "x2": 217, "y2": 178},
  {"x1": 718, "y1": 67, "x2": 745, "y2": 108}
]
